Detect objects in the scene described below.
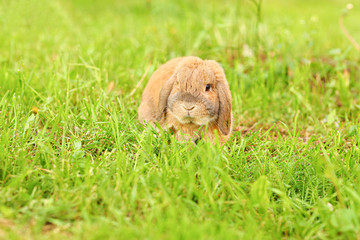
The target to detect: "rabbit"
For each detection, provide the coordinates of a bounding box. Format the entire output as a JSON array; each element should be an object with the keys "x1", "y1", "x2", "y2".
[{"x1": 138, "y1": 56, "x2": 232, "y2": 144}]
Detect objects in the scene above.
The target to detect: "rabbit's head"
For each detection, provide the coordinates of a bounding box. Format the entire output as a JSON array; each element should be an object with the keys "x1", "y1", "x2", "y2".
[{"x1": 158, "y1": 57, "x2": 232, "y2": 136}]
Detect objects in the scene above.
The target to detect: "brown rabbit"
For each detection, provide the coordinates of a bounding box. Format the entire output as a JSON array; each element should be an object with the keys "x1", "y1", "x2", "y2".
[{"x1": 138, "y1": 56, "x2": 232, "y2": 144}]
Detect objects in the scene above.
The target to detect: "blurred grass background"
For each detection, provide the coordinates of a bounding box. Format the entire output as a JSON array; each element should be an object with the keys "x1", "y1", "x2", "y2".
[
  {"x1": 0, "y1": 0, "x2": 360, "y2": 239},
  {"x1": 1, "y1": 0, "x2": 359, "y2": 122}
]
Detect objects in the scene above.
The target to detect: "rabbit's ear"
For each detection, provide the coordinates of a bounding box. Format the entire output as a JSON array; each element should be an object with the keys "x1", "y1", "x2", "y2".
[
  {"x1": 157, "y1": 75, "x2": 176, "y2": 121},
  {"x1": 217, "y1": 82, "x2": 232, "y2": 135},
  {"x1": 205, "y1": 60, "x2": 232, "y2": 135}
]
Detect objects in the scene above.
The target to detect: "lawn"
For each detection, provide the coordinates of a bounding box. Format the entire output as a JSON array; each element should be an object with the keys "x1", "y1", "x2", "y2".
[{"x1": 1, "y1": 0, "x2": 360, "y2": 239}]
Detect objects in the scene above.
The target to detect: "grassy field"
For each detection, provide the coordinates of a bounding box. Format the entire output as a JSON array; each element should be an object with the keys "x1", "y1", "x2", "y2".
[{"x1": 1, "y1": 0, "x2": 360, "y2": 239}]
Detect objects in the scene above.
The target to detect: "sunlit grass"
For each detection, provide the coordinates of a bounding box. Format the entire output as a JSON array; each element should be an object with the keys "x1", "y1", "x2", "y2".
[{"x1": 0, "y1": 0, "x2": 360, "y2": 239}]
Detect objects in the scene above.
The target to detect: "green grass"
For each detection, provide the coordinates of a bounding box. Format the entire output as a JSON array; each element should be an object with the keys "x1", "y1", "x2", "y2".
[{"x1": 1, "y1": 0, "x2": 360, "y2": 239}]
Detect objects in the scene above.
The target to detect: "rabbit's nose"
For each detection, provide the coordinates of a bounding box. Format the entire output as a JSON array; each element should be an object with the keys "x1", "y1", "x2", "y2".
[{"x1": 182, "y1": 104, "x2": 195, "y2": 111}]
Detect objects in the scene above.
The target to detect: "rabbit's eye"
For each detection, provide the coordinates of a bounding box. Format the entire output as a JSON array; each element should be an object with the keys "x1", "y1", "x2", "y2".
[{"x1": 205, "y1": 84, "x2": 211, "y2": 92}]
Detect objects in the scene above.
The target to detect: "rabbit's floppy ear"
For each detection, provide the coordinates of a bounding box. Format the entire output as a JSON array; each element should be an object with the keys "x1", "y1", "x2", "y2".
[
  {"x1": 157, "y1": 75, "x2": 176, "y2": 120},
  {"x1": 217, "y1": 82, "x2": 232, "y2": 135},
  {"x1": 205, "y1": 60, "x2": 232, "y2": 135}
]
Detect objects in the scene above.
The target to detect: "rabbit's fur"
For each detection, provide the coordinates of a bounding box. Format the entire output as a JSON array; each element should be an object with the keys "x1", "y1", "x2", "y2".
[{"x1": 138, "y1": 56, "x2": 232, "y2": 144}]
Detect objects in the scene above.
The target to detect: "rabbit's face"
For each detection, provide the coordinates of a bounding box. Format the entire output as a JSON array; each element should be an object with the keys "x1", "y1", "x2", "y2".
[
  {"x1": 167, "y1": 66, "x2": 219, "y2": 125},
  {"x1": 157, "y1": 57, "x2": 232, "y2": 137}
]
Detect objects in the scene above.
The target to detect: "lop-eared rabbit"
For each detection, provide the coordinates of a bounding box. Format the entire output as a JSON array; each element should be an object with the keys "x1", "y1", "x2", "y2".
[{"x1": 138, "y1": 56, "x2": 232, "y2": 144}]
